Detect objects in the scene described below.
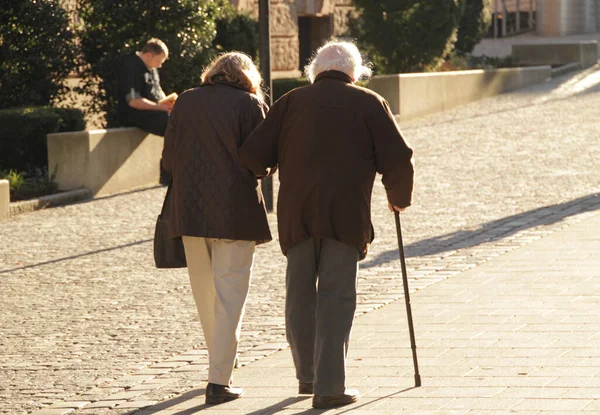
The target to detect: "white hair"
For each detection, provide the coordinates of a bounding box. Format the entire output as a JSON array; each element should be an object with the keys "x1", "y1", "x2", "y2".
[{"x1": 304, "y1": 40, "x2": 372, "y2": 83}]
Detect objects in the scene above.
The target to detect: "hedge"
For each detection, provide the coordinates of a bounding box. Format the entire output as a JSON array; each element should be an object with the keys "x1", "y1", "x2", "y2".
[
  {"x1": 271, "y1": 78, "x2": 311, "y2": 102},
  {"x1": 0, "y1": 107, "x2": 86, "y2": 171}
]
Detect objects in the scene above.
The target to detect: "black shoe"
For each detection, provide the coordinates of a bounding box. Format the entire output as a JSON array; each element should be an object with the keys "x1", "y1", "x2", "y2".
[
  {"x1": 205, "y1": 382, "x2": 243, "y2": 404},
  {"x1": 312, "y1": 389, "x2": 359, "y2": 409},
  {"x1": 298, "y1": 382, "x2": 313, "y2": 394}
]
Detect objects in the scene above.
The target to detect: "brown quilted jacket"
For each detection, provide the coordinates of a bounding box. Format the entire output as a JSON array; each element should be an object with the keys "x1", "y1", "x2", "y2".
[{"x1": 161, "y1": 82, "x2": 272, "y2": 244}]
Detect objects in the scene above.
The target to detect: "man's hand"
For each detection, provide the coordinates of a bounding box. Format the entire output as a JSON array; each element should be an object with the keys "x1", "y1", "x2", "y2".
[
  {"x1": 388, "y1": 202, "x2": 405, "y2": 213},
  {"x1": 129, "y1": 98, "x2": 172, "y2": 113}
]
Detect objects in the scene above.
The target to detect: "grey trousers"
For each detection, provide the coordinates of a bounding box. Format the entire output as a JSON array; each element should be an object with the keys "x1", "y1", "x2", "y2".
[{"x1": 285, "y1": 238, "x2": 359, "y2": 396}]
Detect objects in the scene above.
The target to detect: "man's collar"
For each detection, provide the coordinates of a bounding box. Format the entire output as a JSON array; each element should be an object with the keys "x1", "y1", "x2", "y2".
[
  {"x1": 136, "y1": 52, "x2": 151, "y2": 70},
  {"x1": 314, "y1": 70, "x2": 354, "y2": 84}
]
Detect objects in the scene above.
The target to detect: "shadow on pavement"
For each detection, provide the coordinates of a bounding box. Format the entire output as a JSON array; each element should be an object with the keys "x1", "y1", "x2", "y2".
[
  {"x1": 362, "y1": 192, "x2": 600, "y2": 269},
  {"x1": 0, "y1": 238, "x2": 152, "y2": 274},
  {"x1": 128, "y1": 389, "x2": 418, "y2": 414},
  {"x1": 125, "y1": 388, "x2": 205, "y2": 414}
]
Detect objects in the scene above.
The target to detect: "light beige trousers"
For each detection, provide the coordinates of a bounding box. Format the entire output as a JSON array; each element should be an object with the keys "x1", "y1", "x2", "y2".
[{"x1": 182, "y1": 236, "x2": 255, "y2": 386}]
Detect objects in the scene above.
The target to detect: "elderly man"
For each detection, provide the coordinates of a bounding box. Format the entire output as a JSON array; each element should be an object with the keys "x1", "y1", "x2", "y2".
[{"x1": 239, "y1": 40, "x2": 414, "y2": 409}]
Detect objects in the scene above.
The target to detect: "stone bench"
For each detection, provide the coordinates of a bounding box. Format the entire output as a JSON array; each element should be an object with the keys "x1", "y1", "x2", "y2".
[
  {"x1": 47, "y1": 127, "x2": 163, "y2": 197},
  {"x1": 368, "y1": 66, "x2": 552, "y2": 121},
  {"x1": 512, "y1": 41, "x2": 598, "y2": 70}
]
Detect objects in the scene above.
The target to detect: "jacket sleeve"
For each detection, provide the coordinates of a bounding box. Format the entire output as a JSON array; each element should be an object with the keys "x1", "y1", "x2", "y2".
[
  {"x1": 239, "y1": 98, "x2": 282, "y2": 178},
  {"x1": 368, "y1": 98, "x2": 414, "y2": 208},
  {"x1": 241, "y1": 99, "x2": 268, "y2": 146}
]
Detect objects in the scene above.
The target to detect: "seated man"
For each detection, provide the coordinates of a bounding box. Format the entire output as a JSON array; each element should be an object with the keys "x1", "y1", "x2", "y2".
[{"x1": 118, "y1": 38, "x2": 177, "y2": 184}]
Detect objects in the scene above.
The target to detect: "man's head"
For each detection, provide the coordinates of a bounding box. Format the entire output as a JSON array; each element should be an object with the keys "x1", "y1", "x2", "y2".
[
  {"x1": 139, "y1": 38, "x2": 169, "y2": 69},
  {"x1": 304, "y1": 40, "x2": 372, "y2": 84}
]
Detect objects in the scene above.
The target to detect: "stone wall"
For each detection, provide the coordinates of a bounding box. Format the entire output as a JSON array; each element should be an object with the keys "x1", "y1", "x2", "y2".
[
  {"x1": 238, "y1": 0, "x2": 356, "y2": 72},
  {"x1": 58, "y1": 0, "x2": 356, "y2": 74}
]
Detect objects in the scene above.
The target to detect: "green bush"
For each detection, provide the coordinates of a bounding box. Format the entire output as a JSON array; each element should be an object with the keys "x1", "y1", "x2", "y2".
[
  {"x1": 0, "y1": 0, "x2": 79, "y2": 109},
  {"x1": 441, "y1": 53, "x2": 519, "y2": 71},
  {"x1": 0, "y1": 168, "x2": 59, "y2": 201},
  {"x1": 272, "y1": 78, "x2": 311, "y2": 102},
  {"x1": 455, "y1": 0, "x2": 493, "y2": 55},
  {"x1": 214, "y1": 4, "x2": 259, "y2": 58},
  {"x1": 271, "y1": 78, "x2": 368, "y2": 103},
  {"x1": 77, "y1": 0, "x2": 233, "y2": 127},
  {"x1": 348, "y1": 0, "x2": 464, "y2": 74},
  {"x1": 0, "y1": 107, "x2": 85, "y2": 171}
]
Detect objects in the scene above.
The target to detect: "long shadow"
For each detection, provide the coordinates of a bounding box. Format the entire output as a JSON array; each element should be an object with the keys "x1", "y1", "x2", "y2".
[
  {"x1": 126, "y1": 388, "x2": 416, "y2": 414},
  {"x1": 123, "y1": 388, "x2": 205, "y2": 414},
  {"x1": 362, "y1": 193, "x2": 600, "y2": 269},
  {"x1": 335, "y1": 387, "x2": 415, "y2": 414},
  {"x1": 0, "y1": 238, "x2": 152, "y2": 274},
  {"x1": 124, "y1": 391, "x2": 312, "y2": 414}
]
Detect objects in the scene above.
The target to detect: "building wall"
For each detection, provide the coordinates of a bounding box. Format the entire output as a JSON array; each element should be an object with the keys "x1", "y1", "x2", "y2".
[
  {"x1": 235, "y1": 0, "x2": 355, "y2": 73},
  {"x1": 537, "y1": 0, "x2": 599, "y2": 36},
  {"x1": 59, "y1": 0, "x2": 355, "y2": 74}
]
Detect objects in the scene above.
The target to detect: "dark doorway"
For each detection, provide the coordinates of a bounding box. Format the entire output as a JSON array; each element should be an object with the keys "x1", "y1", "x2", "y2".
[{"x1": 298, "y1": 15, "x2": 333, "y2": 70}]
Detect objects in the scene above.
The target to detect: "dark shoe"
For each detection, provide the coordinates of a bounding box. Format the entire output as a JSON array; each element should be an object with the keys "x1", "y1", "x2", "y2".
[
  {"x1": 312, "y1": 389, "x2": 359, "y2": 409},
  {"x1": 298, "y1": 381, "x2": 313, "y2": 394},
  {"x1": 205, "y1": 382, "x2": 243, "y2": 404}
]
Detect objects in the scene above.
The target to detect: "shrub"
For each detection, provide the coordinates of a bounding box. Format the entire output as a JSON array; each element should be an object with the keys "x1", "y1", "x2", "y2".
[
  {"x1": 0, "y1": 169, "x2": 59, "y2": 201},
  {"x1": 348, "y1": 0, "x2": 464, "y2": 74},
  {"x1": 441, "y1": 53, "x2": 519, "y2": 71},
  {"x1": 272, "y1": 78, "x2": 311, "y2": 102},
  {"x1": 77, "y1": 0, "x2": 229, "y2": 127},
  {"x1": 0, "y1": 0, "x2": 79, "y2": 109},
  {"x1": 455, "y1": 0, "x2": 493, "y2": 55},
  {"x1": 0, "y1": 107, "x2": 85, "y2": 171},
  {"x1": 214, "y1": 4, "x2": 259, "y2": 59}
]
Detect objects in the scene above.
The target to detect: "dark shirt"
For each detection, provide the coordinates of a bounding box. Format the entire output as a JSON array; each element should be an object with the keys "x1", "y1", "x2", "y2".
[
  {"x1": 239, "y1": 70, "x2": 414, "y2": 260},
  {"x1": 118, "y1": 54, "x2": 166, "y2": 122}
]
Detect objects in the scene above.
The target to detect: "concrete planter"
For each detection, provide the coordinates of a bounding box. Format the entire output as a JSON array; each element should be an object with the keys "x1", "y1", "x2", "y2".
[
  {"x1": 0, "y1": 179, "x2": 9, "y2": 220},
  {"x1": 368, "y1": 66, "x2": 552, "y2": 121},
  {"x1": 47, "y1": 127, "x2": 163, "y2": 197},
  {"x1": 512, "y1": 41, "x2": 598, "y2": 69}
]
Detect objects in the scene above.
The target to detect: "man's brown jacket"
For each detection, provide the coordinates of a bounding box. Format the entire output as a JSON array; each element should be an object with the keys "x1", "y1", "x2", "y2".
[{"x1": 239, "y1": 71, "x2": 414, "y2": 259}]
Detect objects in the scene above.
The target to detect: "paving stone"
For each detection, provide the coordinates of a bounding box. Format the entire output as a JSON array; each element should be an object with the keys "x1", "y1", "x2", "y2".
[{"x1": 2, "y1": 52, "x2": 600, "y2": 415}]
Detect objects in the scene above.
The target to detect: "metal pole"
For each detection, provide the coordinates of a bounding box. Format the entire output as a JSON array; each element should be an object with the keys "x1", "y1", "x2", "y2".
[
  {"x1": 394, "y1": 210, "x2": 421, "y2": 388},
  {"x1": 502, "y1": 0, "x2": 508, "y2": 36},
  {"x1": 529, "y1": 0, "x2": 534, "y2": 30},
  {"x1": 516, "y1": 0, "x2": 521, "y2": 32},
  {"x1": 259, "y1": 0, "x2": 273, "y2": 212},
  {"x1": 494, "y1": 0, "x2": 498, "y2": 38}
]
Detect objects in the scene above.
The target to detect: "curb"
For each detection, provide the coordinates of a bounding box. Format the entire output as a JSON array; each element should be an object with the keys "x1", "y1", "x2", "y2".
[{"x1": 8, "y1": 188, "x2": 93, "y2": 218}]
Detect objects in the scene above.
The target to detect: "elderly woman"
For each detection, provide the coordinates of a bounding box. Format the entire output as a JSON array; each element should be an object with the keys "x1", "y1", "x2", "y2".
[
  {"x1": 162, "y1": 52, "x2": 271, "y2": 404},
  {"x1": 240, "y1": 41, "x2": 414, "y2": 409}
]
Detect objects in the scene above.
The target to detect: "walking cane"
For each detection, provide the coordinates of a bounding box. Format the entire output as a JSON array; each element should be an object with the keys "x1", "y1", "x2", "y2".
[{"x1": 394, "y1": 210, "x2": 421, "y2": 387}]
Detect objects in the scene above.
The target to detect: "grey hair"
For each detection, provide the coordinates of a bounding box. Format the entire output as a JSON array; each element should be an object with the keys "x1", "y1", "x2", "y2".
[{"x1": 304, "y1": 40, "x2": 372, "y2": 83}]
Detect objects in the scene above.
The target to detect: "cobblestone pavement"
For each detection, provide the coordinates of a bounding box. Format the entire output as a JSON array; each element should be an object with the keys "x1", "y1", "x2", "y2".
[{"x1": 1, "y1": 66, "x2": 600, "y2": 414}]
